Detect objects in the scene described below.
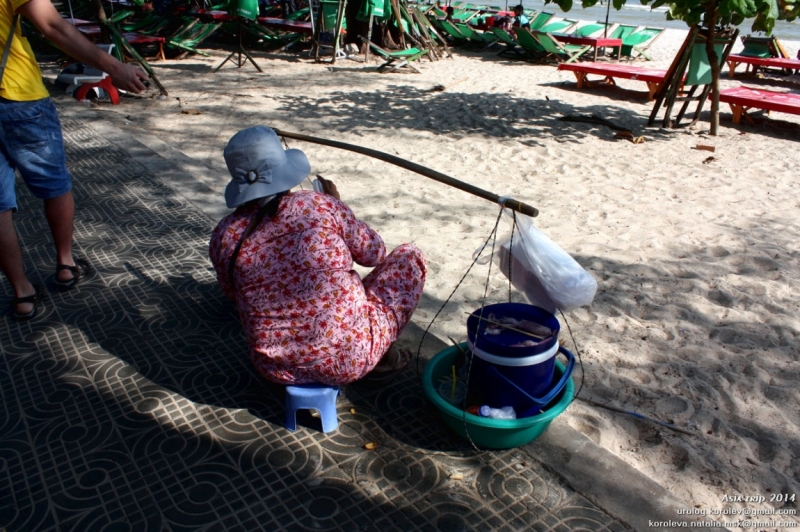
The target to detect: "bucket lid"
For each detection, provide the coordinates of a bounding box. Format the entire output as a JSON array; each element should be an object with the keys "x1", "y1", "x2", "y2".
[{"x1": 467, "y1": 302, "x2": 559, "y2": 359}]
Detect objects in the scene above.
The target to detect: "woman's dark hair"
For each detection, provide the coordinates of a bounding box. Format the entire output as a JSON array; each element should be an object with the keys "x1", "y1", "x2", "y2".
[
  {"x1": 227, "y1": 191, "x2": 289, "y2": 286},
  {"x1": 260, "y1": 191, "x2": 289, "y2": 218}
]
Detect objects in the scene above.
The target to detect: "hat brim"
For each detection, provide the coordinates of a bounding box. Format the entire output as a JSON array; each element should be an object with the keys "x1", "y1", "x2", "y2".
[{"x1": 224, "y1": 149, "x2": 310, "y2": 209}]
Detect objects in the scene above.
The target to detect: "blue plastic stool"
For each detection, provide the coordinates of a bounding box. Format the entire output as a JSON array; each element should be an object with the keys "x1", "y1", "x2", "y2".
[{"x1": 285, "y1": 383, "x2": 340, "y2": 433}]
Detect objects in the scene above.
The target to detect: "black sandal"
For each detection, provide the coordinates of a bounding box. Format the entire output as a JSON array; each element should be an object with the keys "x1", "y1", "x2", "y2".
[
  {"x1": 10, "y1": 284, "x2": 47, "y2": 321},
  {"x1": 54, "y1": 257, "x2": 93, "y2": 291}
]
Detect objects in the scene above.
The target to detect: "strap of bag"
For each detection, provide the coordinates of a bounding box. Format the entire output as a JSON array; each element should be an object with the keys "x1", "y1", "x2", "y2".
[{"x1": 0, "y1": 13, "x2": 20, "y2": 88}]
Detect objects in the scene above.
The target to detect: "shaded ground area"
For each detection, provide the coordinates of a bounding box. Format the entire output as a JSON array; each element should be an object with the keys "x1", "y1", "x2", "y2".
[{"x1": 0, "y1": 115, "x2": 631, "y2": 531}]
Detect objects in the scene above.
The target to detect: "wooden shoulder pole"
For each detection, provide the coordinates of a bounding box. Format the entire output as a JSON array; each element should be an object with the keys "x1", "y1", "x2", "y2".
[{"x1": 275, "y1": 129, "x2": 539, "y2": 217}]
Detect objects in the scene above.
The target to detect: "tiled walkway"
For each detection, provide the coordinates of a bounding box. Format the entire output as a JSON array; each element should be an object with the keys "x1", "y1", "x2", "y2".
[{"x1": 0, "y1": 114, "x2": 631, "y2": 531}]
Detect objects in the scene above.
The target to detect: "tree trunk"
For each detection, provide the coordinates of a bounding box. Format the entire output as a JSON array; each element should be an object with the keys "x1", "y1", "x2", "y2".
[{"x1": 705, "y1": 0, "x2": 719, "y2": 135}]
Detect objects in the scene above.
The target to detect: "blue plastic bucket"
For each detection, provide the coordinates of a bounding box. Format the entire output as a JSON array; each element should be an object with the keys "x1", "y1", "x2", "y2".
[{"x1": 466, "y1": 303, "x2": 573, "y2": 417}]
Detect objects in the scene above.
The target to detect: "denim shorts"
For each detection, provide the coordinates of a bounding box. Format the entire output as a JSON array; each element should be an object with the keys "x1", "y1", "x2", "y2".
[{"x1": 0, "y1": 97, "x2": 72, "y2": 212}]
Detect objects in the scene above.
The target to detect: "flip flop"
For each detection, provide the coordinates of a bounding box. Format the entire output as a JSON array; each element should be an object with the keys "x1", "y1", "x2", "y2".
[
  {"x1": 54, "y1": 257, "x2": 93, "y2": 291},
  {"x1": 10, "y1": 284, "x2": 47, "y2": 322},
  {"x1": 370, "y1": 347, "x2": 412, "y2": 376}
]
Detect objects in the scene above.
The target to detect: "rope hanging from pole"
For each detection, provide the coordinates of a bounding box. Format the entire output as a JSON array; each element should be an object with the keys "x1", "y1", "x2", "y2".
[{"x1": 274, "y1": 129, "x2": 539, "y2": 218}]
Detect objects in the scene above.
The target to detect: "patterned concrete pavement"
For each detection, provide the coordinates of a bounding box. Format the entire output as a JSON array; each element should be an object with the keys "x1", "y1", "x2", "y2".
[{"x1": 0, "y1": 99, "x2": 699, "y2": 532}]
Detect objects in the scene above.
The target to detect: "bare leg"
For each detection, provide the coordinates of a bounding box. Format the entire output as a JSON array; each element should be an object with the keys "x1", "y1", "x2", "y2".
[
  {"x1": 0, "y1": 209, "x2": 36, "y2": 315},
  {"x1": 44, "y1": 191, "x2": 76, "y2": 282}
]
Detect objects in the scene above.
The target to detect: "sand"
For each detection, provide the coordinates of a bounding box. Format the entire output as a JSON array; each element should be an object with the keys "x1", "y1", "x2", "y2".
[{"x1": 42, "y1": 23, "x2": 800, "y2": 524}]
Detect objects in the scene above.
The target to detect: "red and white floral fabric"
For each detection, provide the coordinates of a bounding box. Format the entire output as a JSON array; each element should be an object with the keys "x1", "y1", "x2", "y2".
[{"x1": 209, "y1": 190, "x2": 426, "y2": 385}]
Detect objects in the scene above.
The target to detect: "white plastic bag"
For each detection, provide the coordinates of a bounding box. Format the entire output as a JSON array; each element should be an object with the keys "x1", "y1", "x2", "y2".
[{"x1": 494, "y1": 211, "x2": 597, "y2": 313}]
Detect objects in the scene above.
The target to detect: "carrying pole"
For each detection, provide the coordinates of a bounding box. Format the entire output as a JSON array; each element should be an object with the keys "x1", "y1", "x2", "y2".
[{"x1": 274, "y1": 129, "x2": 539, "y2": 217}]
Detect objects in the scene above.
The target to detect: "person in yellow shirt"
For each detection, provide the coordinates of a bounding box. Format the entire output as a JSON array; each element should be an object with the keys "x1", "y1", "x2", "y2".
[{"x1": 1, "y1": 0, "x2": 148, "y2": 320}]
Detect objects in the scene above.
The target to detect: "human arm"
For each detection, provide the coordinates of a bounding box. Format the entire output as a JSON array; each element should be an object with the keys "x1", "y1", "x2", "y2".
[
  {"x1": 311, "y1": 188, "x2": 383, "y2": 268},
  {"x1": 16, "y1": 0, "x2": 148, "y2": 93},
  {"x1": 316, "y1": 175, "x2": 340, "y2": 200}
]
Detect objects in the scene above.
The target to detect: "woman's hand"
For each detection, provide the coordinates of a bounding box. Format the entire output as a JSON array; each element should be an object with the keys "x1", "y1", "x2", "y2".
[{"x1": 316, "y1": 176, "x2": 340, "y2": 200}]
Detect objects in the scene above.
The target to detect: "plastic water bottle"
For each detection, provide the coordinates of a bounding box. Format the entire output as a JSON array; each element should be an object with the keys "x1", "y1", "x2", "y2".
[{"x1": 479, "y1": 406, "x2": 517, "y2": 419}]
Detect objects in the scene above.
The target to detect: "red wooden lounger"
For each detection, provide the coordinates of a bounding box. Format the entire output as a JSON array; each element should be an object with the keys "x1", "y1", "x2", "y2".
[
  {"x1": 77, "y1": 25, "x2": 166, "y2": 60},
  {"x1": 557, "y1": 62, "x2": 679, "y2": 100},
  {"x1": 718, "y1": 86, "x2": 800, "y2": 124},
  {"x1": 726, "y1": 54, "x2": 800, "y2": 78}
]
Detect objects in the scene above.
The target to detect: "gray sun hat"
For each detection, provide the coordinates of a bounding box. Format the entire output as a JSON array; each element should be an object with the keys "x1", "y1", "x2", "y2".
[{"x1": 223, "y1": 126, "x2": 311, "y2": 209}]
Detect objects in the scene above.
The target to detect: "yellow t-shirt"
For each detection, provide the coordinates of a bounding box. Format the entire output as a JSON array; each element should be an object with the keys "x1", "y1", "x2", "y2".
[{"x1": 1, "y1": 0, "x2": 49, "y2": 101}]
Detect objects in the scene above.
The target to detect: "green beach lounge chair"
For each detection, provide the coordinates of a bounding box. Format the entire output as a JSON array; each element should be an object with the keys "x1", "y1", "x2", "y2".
[
  {"x1": 166, "y1": 18, "x2": 222, "y2": 57},
  {"x1": 620, "y1": 27, "x2": 664, "y2": 61},
  {"x1": 609, "y1": 24, "x2": 639, "y2": 40},
  {"x1": 572, "y1": 22, "x2": 616, "y2": 38},
  {"x1": 455, "y1": 23, "x2": 497, "y2": 47},
  {"x1": 438, "y1": 19, "x2": 470, "y2": 45},
  {"x1": 490, "y1": 27, "x2": 524, "y2": 57},
  {"x1": 532, "y1": 31, "x2": 591, "y2": 63},
  {"x1": 514, "y1": 27, "x2": 547, "y2": 60},
  {"x1": 738, "y1": 35, "x2": 788, "y2": 58},
  {"x1": 359, "y1": 37, "x2": 427, "y2": 73},
  {"x1": 538, "y1": 18, "x2": 579, "y2": 34},
  {"x1": 527, "y1": 11, "x2": 554, "y2": 31}
]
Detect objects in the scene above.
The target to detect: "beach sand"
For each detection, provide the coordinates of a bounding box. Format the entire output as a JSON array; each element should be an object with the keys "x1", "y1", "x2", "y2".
[{"x1": 43, "y1": 25, "x2": 800, "y2": 523}]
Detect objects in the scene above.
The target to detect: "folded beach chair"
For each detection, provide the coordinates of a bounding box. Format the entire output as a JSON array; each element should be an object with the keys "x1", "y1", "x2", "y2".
[
  {"x1": 532, "y1": 31, "x2": 591, "y2": 63},
  {"x1": 166, "y1": 18, "x2": 223, "y2": 57},
  {"x1": 490, "y1": 27, "x2": 524, "y2": 57},
  {"x1": 527, "y1": 11, "x2": 554, "y2": 31},
  {"x1": 648, "y1": 27, "x2": 738, "y2": 127},
  {"x1": 620, "y1": 26, "x2": 664, "y2": 61},
  {"x1": 119, "y1": 12, "x2": 171, "y2": 36},
  {"x1": 359, "y1": 37, "x2": 427, "y2": 73}
]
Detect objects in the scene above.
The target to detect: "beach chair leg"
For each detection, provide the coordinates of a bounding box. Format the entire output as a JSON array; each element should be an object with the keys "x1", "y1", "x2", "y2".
[
  {"x1": 605, "y1": 76, "x2": 617, "y2": 87},
  {"x1": 726, "y1": 60, "x2": 737, "y2": 78},
  {"x1": 634, "y1": 46, "x2": 653, "y2": 61},
  {"x1": 647, "y1": 82, "x2": 659, "y2": 100},
  {"x1": 728, "y1": 104, "x2": 743, "y2": 124}
]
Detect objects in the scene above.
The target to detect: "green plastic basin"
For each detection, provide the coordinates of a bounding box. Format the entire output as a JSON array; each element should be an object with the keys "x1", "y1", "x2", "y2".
[{"x1": 422, "y1": 344, "x2": 574, "y2": 449}]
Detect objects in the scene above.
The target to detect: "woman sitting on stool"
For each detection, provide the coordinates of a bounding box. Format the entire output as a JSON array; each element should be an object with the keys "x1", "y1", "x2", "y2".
[{"x1": 209, "y1": 126, "x2": 427, "y2": 385}]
